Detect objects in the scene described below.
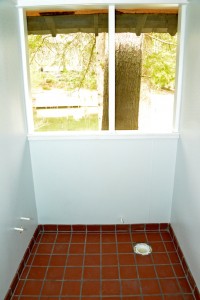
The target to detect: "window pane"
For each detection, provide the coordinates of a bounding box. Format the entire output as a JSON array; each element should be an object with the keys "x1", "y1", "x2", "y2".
[
  {"x1": 27, "y1": 10, "x2": 108, "y2": 131},
  {"x1": 27, "y1": 8, "x2": 178, "y2": 133},
  {"x1": 115, "y1": 9, "x2": 178, "y2": 131}
]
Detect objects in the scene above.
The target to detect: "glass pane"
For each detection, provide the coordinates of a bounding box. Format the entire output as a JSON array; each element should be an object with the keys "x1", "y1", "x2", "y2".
[
  {"x1": 27, "y1": 9, "x2": 108, "y2": 131},
  {"x1": 115, "y1": 9, "x2": 178, "y2": 131}
]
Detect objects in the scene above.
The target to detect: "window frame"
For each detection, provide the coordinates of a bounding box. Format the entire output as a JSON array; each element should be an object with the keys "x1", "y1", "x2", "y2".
[{"x1": 17, "y1": 0, "x2": 187, "y2": 138}]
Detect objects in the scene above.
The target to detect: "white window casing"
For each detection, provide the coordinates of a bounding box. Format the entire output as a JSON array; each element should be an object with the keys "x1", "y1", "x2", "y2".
[
  {"x1": 18, "y1": 8, "x2": 34, "y2": 133},
  {"x1": 17, "y1": 0, "x2": 187, "y2": 139},
  {"x1": 16, "y1": 0, "x2": 188, "y2": 8},
  {"x1": 173, "y1": 4, "x2": 187, "y2": 132}
]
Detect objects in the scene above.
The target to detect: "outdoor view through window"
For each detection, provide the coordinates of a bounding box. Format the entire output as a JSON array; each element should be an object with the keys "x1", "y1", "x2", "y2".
[{"x1": 27, "y1": 8, "x2": 178, "y2": 132}]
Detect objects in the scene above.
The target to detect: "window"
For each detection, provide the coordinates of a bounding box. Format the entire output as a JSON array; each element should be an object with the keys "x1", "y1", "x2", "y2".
[{"x1": 23, "y1": 5, "x2": 180, "y2": 133}]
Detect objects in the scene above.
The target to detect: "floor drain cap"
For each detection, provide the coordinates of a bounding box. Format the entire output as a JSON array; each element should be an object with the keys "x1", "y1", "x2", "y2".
[{"x1": 133, "y1": 243, "x2": 152, "y2": 255}]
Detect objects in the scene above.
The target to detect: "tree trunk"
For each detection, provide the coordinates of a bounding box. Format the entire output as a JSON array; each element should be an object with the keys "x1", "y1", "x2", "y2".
[
  {"x1": 101, "y1": 33, "x2": 142, "y2": 130},
  {"x1": 96, "y1": 33, "x2": 108, "y2": 130}
]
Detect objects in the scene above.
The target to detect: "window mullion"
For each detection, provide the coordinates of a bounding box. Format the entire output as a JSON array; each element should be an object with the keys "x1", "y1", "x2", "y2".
[{"x1": 108, "y1": 5, "x2": 115, "y2": 131}]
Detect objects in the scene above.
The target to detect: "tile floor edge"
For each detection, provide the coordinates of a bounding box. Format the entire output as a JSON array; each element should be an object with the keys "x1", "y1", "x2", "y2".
[{"x1": 169, "y1": 224, "x2": 200, "y2": 300}]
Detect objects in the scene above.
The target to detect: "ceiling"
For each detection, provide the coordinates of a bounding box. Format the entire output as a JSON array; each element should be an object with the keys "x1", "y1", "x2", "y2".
[{"x1": 26, "y1": 9, "x2": 178, "y2": 36}]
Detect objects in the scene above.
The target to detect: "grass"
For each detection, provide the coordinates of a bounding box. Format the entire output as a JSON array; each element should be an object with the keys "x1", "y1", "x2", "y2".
[{"x1": 34, "y1": 114, "x2": 99, "y2": 132}]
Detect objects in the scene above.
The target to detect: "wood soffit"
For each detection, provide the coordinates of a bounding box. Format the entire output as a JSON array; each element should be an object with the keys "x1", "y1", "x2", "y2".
[
  {"x1": 26, "y1": 9, "x2": 178, "y2": 16},
  {"x1": 26, "y1": 9, "x2": 178, "y2": 36}
]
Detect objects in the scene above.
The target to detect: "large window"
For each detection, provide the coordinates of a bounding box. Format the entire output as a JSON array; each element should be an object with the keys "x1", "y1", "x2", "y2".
[{"x1": 24, "y1": 5, "x2": 179, "y2": 133}]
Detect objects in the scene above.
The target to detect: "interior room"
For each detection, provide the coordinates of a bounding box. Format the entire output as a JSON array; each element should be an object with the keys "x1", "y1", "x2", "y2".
[{"x1": 0, "y1": 0, "x2": 200, "y2": 299}]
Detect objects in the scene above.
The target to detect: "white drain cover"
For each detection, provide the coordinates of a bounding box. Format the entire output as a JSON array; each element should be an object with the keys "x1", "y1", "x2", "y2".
[{"x1": 133, "y1": 243, "x2": 152, "y2": 255}]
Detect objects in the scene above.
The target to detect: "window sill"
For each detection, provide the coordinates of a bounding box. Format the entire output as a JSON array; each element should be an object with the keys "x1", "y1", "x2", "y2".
[{"x1": 27, "y1": 131, "x2": 179, "y2": 141}]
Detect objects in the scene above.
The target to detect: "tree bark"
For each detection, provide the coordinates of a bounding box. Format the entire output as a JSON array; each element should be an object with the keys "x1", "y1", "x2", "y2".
[
  {"x1": 96, "y1": 33, "x2": 108, "y2": 130},
  {"x1": 101, "y1": 33, "x2": 142, "y2": 130}
]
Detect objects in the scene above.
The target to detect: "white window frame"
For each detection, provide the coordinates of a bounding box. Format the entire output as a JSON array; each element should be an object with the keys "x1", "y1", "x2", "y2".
[{"x1": 17, "y1": 0, "x2": 187, "y2": 139}]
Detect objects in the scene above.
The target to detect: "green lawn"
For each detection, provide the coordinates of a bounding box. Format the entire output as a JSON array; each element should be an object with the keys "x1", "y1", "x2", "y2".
[{"x1": 34, "y1": 114, "x2": 99, "y2": 132}]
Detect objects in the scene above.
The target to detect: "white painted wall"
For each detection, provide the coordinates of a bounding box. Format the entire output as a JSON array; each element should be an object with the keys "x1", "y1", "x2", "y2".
[
  {"x1": 171, "y1": 0, "x2": 200, "y2": 290},
  {"x1": 29, "y1": 137, "x2": 177, "y2": 224},
  {"x1": 0, "y1": 1, "x2": 38, "y2": 298},
  {"x1": 0, "y1": 0, "x2": 200, "y2": 297}
]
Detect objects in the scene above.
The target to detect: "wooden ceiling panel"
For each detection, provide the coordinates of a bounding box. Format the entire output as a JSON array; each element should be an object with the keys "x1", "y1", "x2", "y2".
[{"x1": 27, "y1": 10, "x2": 178, "y2": 36}]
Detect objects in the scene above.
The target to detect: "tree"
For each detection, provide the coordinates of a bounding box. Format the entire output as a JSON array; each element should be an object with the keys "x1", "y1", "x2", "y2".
[
  {"x1": 101, "y1": 33, "x2": 142, "y2": 130},
  {"x1": 142, "y1": 33, "x2": 177, "y2": 90},
  {"x1": 28, "y1": 30, "x2": 177, "y2": 132},
  {"x1": 28, "y1": 33, "x2": 97, "y2": 91}
]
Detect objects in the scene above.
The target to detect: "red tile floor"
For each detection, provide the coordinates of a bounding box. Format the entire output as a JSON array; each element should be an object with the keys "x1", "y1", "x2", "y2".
[{"x1": 11, "y1": 227, "x2": 196, "y2": 299}]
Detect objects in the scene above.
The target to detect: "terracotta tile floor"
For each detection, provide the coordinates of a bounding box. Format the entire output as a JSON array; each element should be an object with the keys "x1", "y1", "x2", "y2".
[{"x1": 11, "y1": 230, "x2": 195, "y2": 299}]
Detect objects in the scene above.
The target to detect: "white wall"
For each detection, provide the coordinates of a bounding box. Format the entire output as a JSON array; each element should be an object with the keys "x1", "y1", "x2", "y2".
[
  {"x1": 1, "y1": 0, "x2": 200, "y2": 297},
  {"x1": 0, "y1": 1, "x2": 38, "y2": 298},
  {"x1": 171, "y1": 0, "x2": 200, "y2": 290},
  {"x1": 29, "y1": 136, "x2": 177, "y2": 224}
]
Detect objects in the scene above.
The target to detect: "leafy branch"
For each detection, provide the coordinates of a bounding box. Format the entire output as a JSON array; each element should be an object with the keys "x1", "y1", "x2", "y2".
[
  {"x1": 78, "y1": 37, "x2": 96, "y2": 90},
  {"x1": 145, "y1": 33, "x2": 177, "y2": 46},
  {"x1": 29, "y1": 35, "x2": 51, "y2": 65}
]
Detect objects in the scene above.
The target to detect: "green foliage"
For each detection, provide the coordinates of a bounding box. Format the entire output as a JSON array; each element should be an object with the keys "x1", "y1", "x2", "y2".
[
  {"x1": 29, "y1": 31, "x2": 177, "y2": 132},
  {"x1": 28, "y1": 33, "x2": 97, "y2": 91},
  {"x1": 28, "y1": 32, "x2": 177, "y2": 92},
  {"x1": 142, "y1": 33, "x2": 177, "y2": 90}
]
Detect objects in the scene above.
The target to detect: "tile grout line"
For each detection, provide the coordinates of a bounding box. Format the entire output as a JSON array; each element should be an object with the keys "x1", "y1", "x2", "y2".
[
  {"x1": 79, "y1": 230, "x2": 87, "y2": 299},
  {"x1": 160, "y1": 230, "x2": 190, "y2": 300},
  {"x1": 148, "y1": 231, "x2": 165, "y2": 300},
  {"x1": 115, "y1": 229, "x2": 123, "y2": 300},
  {"x1": 130, "y1": 228, "x2": 144, "y2": 300},
  {"x1": 100, "y1": 229, "x2": 102, "y2": 300},
  {"x1": 167, "y1": 229, "x2": 196, "y2": 300},
  {"x1": 22, "y1": 233, "x2": 41, "y2": 280},
  {"x1": 162, "y1": 230, "x2": 184, "y2": 278},
  {"x1": 38, "y1": 231, "x2": 58, "y2": 300},
  {"x1": 58, "y1": 231, "x2": 73, "y2": 299},
  {"x1": 13, "y1": 231, "x2": 42, "y2": 299},
  {"x1": 171, "y1": 227, "x2": 198, "y2": 299}
]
